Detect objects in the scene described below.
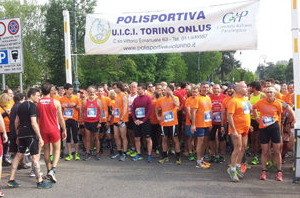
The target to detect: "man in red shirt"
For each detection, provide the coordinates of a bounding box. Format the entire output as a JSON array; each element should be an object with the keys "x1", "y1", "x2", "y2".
[
  {"x1": 209, "y1": 84, "x2": 226, "y2": 163},
  {"x1": 37, "y1": 83, "x2": 66, "y2": 184}
]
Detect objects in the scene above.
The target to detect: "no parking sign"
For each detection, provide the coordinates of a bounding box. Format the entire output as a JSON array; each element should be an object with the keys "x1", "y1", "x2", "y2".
[{"x1": 0, "y1": 18, "x2": 23, "y2": 74}]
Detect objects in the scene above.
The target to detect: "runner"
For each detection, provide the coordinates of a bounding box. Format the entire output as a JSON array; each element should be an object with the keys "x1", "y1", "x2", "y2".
[
  {"x1": 108, "y1": 90, "x2": 117, "y2": 156},
  {"x1": 191, "y1": 82, "x2": 212, "y2": 169},
  {"x1": 253, "y1": 86, "x2": 295, "y2": 181},
  {"x1": 226, "y1": 82, "x2": 251, "y2": 182},
  {"x1": 37, "y1": 83, "x2": 66, "y2": 183},
  {"x1": 127, "y1": 82, "x2": 138, "y2": 157},
  {"x1": 111, "y1": 82, "x2": 129, "y2": 161},
  {"x1": 98, "y1": 86, "x2": 111, "y2": 155},
  {"x1": 131, "y1": 83, "x2": 153, "y2": 162},
  {"x1": 149, "y1": 91, "x2": 161, "y2": 157},
  {"x1": 81, "y1": 86, "x2": 103, "y2": 161},
  {"x1": 185, "y1": 86, "x2": 198, "y2": 161},
  {"x1": 146, "y1": 82, "x2": 154, "y2": 97},
  {"x1": 156, "y1": 85, "x2": 181, "y2": 164},
  {"x1": 0, "y1": 110, "x2": 8, "y2": 196},
  {"x1": 60, "y1": 83, "x2": 81, "y2": 161},
  {"x1": 78, "y1": 90, "x2": 86, "y2": 152},
  {"x1": 248, "y1": 81, "x2": 265, "y2": 165},
  {"x1": 209, "y1": 84, "x2": 226, "y2": 163},
  {"x1": 0, "y1": 93, "x2": 13, "y2": 166},
  {"x1": 8, "y1": 88, "x2": 53, "y2": 189}
]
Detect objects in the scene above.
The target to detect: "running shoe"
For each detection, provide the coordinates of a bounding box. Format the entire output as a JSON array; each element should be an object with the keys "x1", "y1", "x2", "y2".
[
  {"x1": 111, "y1": 153, "x2": 120, "y2": 159},
  {"x1": 227, "y1": 168, "x2": 239, "y2": 182},
  {"x1": 188, "y1": 153, "x2": 195, "y2": 161},
  {"x1": 176, "y1": 158, "x2": 182, "y2": 165},
  {"x1": 0, "y1": 188, "x2": 4, "y2": 197},
  {"x1": 219, "y1": 156, "x2": 225, "y2": 163},
  {"x1": 95, "y1": 153, "x2": 101, "y2": 160},
  {"x1": 83, "y1": 153, "x2": 91, "y2": 161},
  {"x1": 65, "y1": 154, "x2": 73, "y2": 161},
  {"x1": 241, "y1": 163, "x2": 247, "y2": 174},
  {"x1": 260, "y1": 171, "x2": 267, "y2": 180},
  {"x1": 119, "y1": 154, "x2": 127, "y2": 161},
  {"x1": 158, "y1": 157, "x2": 169, "y2": 164},
  {"x1": 75, "y1": 153, "x2": 80, "y2": 160},
  {"x1": 276, "y1": 172, "x2": 283, "y2": 181},
  {"x1": 202, "y1": 161, "x2": 211, "y2": 166},
  {"x1": 7, "y1": 180, "x2": 21, "y2": 188},
  {"x1": 204, "y1": 153, "x2": 210, "y2": 159},
  {"x1": 251, "y1": 156, "x2": 259, "y2": 165},
  {"x1": 215, "y1": 155, "x2": 220, "y2": 163},
  {"x1": 236, "y1": 167, "x2": 244, "y2": 179},
  {"x1": 50, "y1": 155, "x2": 54, "y2": 163},
  {"x1": 196, "y1": 161, "x2": 210, "y2": 169},
  {"x1": 132, "y1": 154, "x2": 143, "y2": 161},
  {"x1": 37, "y1": 181, "x2": 53, "y2": 189},
  {"x1": 209, "y1": 155, "x2": 216, "y2": 163},
  {"x1": 126, "y1": 149, "x2": 132, "y2": 156},
  {"x1": 148, "y1": 155, "x2": 152, "y2": 163},
  {"x1": 156, "y1": 149, "x2": 160, "y2": 155},
  {"x1": 266, "y1": 161, "x2": 273, "y2": 170},
  {"x1": 30, "y1": 170, "x2": 35, "y2": 177},
  {"x1": 47, "y1": 170, "x2": 57, "y2": 183},
  {"x1": 130, "y1": 151, "x2": 137, "y2": 158}
]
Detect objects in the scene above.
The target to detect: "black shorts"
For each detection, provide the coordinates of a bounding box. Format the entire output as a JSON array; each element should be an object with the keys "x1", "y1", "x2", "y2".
[
  {"x1": 209, "y1": 125, "x2": 225, "y2": 141},
  {"x1": 9, "y1": 132, "x2": 18, "y2": 153},
  {"x1": 161, "y1": 125, "x2": 178, "y2": 138},
  {"x1": 18, "y1": 137, "x2": 39, "y2": 155},
  {"x1": 79, "y1": 125, "x2": 85, "y2": 129},
  {"x1": 259, "y1": 121, "x2": 281, "y2": 144},
  {"x1": 99, "y1": 122, "x2": 109, "y2": 133},
  {"x1": 85, "y1": 122, "x2": 99, "y2": 133},
  {"x1": 127, "y1": 116, "x2": 135, "y2": 130},
  {"x1": 151, "y1": 124, "x2": 161, "y2": 135},
  {"x1": 251, "y1": 119, "x2": 259, "y2": 132},
  {"x1": 134, "y1": 119, "x2": 152, "y2": 138}
]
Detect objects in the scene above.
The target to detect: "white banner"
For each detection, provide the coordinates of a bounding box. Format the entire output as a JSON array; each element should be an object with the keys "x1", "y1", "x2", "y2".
[{"x1": 85, "y1": 0, "x2": 259, "y2": 55}]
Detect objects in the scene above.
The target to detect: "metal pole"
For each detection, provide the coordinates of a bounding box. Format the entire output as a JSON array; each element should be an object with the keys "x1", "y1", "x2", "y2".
[
  {"x1": 2, "y1": 74, "x2": 5, "y2": 91},
  {"x1": 73, "y1": 0, "x2": 80, "y2": 92},
  {"x1": 197, "y1": 52, "x2": 200, "y2": 83},
  {"x1": 19, "y1": 73, "x2": 23, "y2": 93}
]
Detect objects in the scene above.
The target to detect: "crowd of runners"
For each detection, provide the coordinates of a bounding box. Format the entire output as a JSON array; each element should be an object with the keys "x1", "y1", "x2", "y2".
[{"x1": 0, "y1": 78, "x2": 296, "y2": 196}]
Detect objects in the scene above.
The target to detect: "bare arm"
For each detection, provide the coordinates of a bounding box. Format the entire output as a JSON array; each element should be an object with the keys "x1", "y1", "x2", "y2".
[
  {"x1": 55, "y1": 100, "x2": 66, "y2": 139},
  {"x1": 120, "y1": 95, "x2": 127, "y2": 121},
  {"x1": 171, "y1": 94, "x2": 179, "y2": 107},
  {"x1": 227, "y1": 113, "x2": 237, "y2": 135},
  {"x1": 191, "y1": 108, "x2": 197, "y2": 133},
  {"x1": 30, "y1": 116, "x2": 43, "y2": 146},
  {"x1": 97, "y1": 99, "x2": 103, "y2": 123}
]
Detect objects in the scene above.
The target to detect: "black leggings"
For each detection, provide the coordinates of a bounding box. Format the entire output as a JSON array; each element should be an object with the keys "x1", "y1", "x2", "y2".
[
  {"x1": 1, "y1": 132, "x2": 10, "y2": 156},
  {"x1": 66, "y1": 119, "x2": 79, "y2": 144}
]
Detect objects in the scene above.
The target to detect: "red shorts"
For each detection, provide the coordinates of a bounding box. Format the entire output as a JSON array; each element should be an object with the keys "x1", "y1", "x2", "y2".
[{"x1": 41, "y1": 131, "x2": 60, "y2": 144}]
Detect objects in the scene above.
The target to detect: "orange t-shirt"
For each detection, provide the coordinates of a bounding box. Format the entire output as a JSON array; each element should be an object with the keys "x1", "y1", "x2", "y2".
[
  {"x1": 191, "y1": 95, "x2": 212, "y2": 128},
  {"x1": 52, "y1": 95, "x2": 61, "y2": 101},
  {"x1": 282, "y1": 93, "x2": 293, "y2": 106},
  {"x1": 150, "y1": 99, "x2": 159, "y2": 125},
  {"x1": 185, "y1": 96, "x2": 198, "y2": 126},
  {"x1": 60, "y1": 95, "x2": 81, "y2": 121},
  {"x1": 78, "y1": 98, "x2": 85, "y2": 125},
  {"x1": 221, "y1": 96, "x2": 233, "y2": 123},
  {"x1": 276, "y1": 91, "x2": 283, "y2": 100},
  {"x1": 100, "y1": 96, "x2": 111, "y2": 123},
  {"x1": 0, "y1": 104, "x2": 13, "y2": 132},
  {"x1": 253, "y1": 98, "x2": 283, "y2": 129},
  {"x1": 227, "y1": 95, "x2": 251, "y2": 134},
  {"x1": 156, "y1": 96, "x2": 179, "y2": 127},
  {"x1": 114, "y1": 92, "x2": 128, "y2": 123}
]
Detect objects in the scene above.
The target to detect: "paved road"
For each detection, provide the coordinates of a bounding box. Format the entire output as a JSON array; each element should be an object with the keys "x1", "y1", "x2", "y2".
[{"x1": 2, "y1": 151, "x2": 300, "y2": 198}]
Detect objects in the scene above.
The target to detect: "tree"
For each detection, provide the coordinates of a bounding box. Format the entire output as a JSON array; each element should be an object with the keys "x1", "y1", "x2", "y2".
[
  {"x1": 266, "y1": 64, "x2": 286, "y2": 83},
  {"x1": 219, "y1": 51, "x2": 241, "y2": 82},
  {"x1": 44, "y1": 0, "x2": 96, "y2": 86},
  {"x1": 285, "y1": 58, "x2": 293, "y2": 83}
]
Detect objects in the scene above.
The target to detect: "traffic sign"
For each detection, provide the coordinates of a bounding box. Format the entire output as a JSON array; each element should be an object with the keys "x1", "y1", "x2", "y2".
[
  {"x1": 0, "y1": 18, "x2": 23, "y2": 74},
  {"x1": 8, "y1": 20, "x2": 19, "y2": 35}
]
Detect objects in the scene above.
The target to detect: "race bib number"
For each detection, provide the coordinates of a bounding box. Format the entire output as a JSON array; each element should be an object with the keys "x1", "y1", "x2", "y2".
[
  {"x1": 102, "y1": 110, "x2": 106, "y2": 119},
  {"x1": 163, "y1": 111, "x2": 174, "y2": 122},
  {"x1": 135, "y1": 107, "x2": 145, "y2": 118},
  {"x1": 114, "y1": 108, "x2": 120, "y2": 118},
  {"x1": 204, "y1": 111, "x2": 212, "y2": 122},
  {"x1": 87, "y1": 108, "x2": 97, "y2": 118},
  {"x1": 63, "y1": 108, "x2": 73, "y2": 118},
  {"x1": 129, "y1": 105, "x2": 133, "y2": 114},
  {"x1": 242, "y1": 101, "x2": 250, "y2": 114},
  {"x1": 262, "y1": 116, "x2": 275, "y2": 127},
  {"x1": 213, "y1": 112, "x2": 221, "y2": 122}
]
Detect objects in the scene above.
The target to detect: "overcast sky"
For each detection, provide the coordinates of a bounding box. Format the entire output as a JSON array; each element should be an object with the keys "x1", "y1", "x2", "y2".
[{"x1": 38, "y1": 0, "x2": 292, "y2": 73}]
